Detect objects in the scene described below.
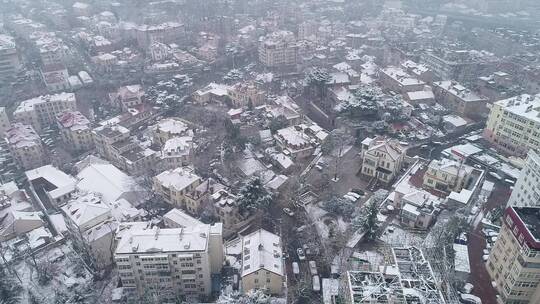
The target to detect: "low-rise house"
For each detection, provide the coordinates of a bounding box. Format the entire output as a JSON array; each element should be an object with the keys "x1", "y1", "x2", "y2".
[
  {"x1": 379, "y1": 67, "x2": 425, "y2": 94},
  {"x1": 240, "y1": 229, "x2": 284, "y2": 295},
  {"x1": 423, "y1": 158, "x2": 474, "y2": 194},
  {"x1": 228, "y1": 82, "x2": 266, "y2": 107},
  {"x1": 193, "y1": 83, "x2": 231, "y2": 104},
  {"x1": 6, "y1": 123, "x2": 47, "y2": 170},
  {"x1": 151, "y1": 118, "x2": 192, "y2": 146},
  {"x1": 433, "y1": 81, "x2": 488, "y2": 119},
  {"x1": 153, "y1": 167, "x2": 202, "y2": 213},
  {"x1": 360, "y1": 137, "x2": 407, "y2": 184},
  {"x1": 160, "y1": 136, "x2": 193, "y2": 169},
  {"x1": 274, "y1": 126, "x2": 314, "y2": 159},
  {"x1": 56, "y1": 111, "x2": 93, "y2": 152},
  {"x1": 399, "y1": 191, "x2": 439, "y2": 229},
  {"x1": 25, "y1": 165, "x2": 77, "y2": 206},
  {"x1": 0, "y1": 183, "x2": 44, "y2": 241},
  {"x1": 109, "y1": 85, "x2": 144, "y2": 110}
]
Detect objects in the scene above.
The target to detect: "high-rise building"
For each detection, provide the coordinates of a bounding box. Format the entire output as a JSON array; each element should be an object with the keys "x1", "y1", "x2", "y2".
[
  {"x1": 486, "y1": 206, "x2": 540, "y2": 304},
  {"x1": 484, "y1": 94, "x2": 540, "y2": 157},
  {"x1": 114, "y1": 223, "x2": 223, "y2": 302},
  {"x1": 507, "y1": 150, "x2": 540, "y2": 207},
  {"x1": 0, "y1": 34, "x2": 22, "y2": 80},
  {"x1": 258, "y1": 31, "x2": 298, "y2": 68}
]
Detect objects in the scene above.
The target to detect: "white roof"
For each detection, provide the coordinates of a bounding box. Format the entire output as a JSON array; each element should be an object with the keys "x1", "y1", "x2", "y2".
[
  {"x1": 14, "y1": 92, "x2": 75, "y2": 114},
  {"x1": 381, "y1": 67, "x2": 424, "y2": 86},
  {"x1": 443, "y1": 114, "x2": 468, "y2": 127},
  {"x1": 154, "y1": 118, "x2": 189, "y2": 135},
  {"x1": 453, "y1": 243, "x2": 470, "y2": 273},
  {"x1": 61, "y1": 192, "x2": 111, "y2": 228},
  {"x1": 402, "y1": 203, "x2": 420, "y2": 216},
  {"x1": 115, "y1": 225, "x2": 209, "y2": 254},
  {"x1": 434, "y1": 81, "x2": 486, "y2": 102},
  {"x1": 76, "y1": 163, "x2": 141, "y2": 204},
  {"x1": 407, "y1": 90, "x2": 434, "y2": 101},
  {"x1": 494, "y1": 94, "x2": 540, "y2": 124},
  {"x1": 155, "y1": 167, "x2": 200, "y2": 192},
  {"x1": 241, "y1": 229, "x2": 284, "y2": 277},
  {"x1": 25, "y1": 165, "x2": 77, "y2": 200},
  {"x1": 5, "y1": 123, "x2": 41, "y2": 148},
  {"x1": 163, "y1": 208, "x2": 203, "y2": 228}
]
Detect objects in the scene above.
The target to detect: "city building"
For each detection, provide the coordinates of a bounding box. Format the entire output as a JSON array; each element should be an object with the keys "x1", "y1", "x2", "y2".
[
  {"x1": 92, "y1": 124, "x2": 131, "y2": 161},
  {"x1": 0, "y1": 182, "x2": 43, "y2": 241},
  {"x1": 258, "y1": 31, "x2": 298, "y2": 68},
  {"x1": 151, "y1": 118, "x2": 192, "y2": 146},
  {"x1": 379, "y1": 67, "x2": 425, "y2": 94},
  {"x1": 433, "y1": 81, "x2": 488, "y2": 119},
  {"x1": 360, "y1": 137, "x2": 407, "y2": 184},
  {"x1": 5, "y1": 123, "x2": 47, "y2": 170},
  {"x1": 483, "y1": 94, "x2": 540, "y2": 157},
  {"x1": 153, "y1": 167, "x2": 202, "y2": 213},
  {"x1": 240, "y1": 229, "x2": 284, "y2": 295},
  {"x1": 25, "y1": 165, "x2": 77, "y2": 206},
  {"x1": 192, "y1": 83, "x2": 231, "y2": 104},
  {"x1": 56, "y1": 111, "x2": 93, "y2": 152},
  {"x1": 273, "y1": 126, "x2": 314, "y2": 159},
  {"x1": 114, "y1": 223, "x2": 223, "y2": 301},
  {"x1": 423, "y1": 158, "x2": 475, "y2": 194},
  {"x1": 40, "y1": 63, "x2": 70, "y2": 92},
  {"x1": 0, "y1": 34, "x2": 22, "y2": 80},
  {"x1": 109, "y1": 85, "x2": 145, "y2": 110},
  {"x1": 486, "y1": 206, "x2": 540, "y2": 304},
  {"x1": 160, "y1": 136, "x2": 193, "y2": 169},
  {"x1": 507, "y1": 150, "x2": 540, "y2": 207},
  {"x1": 0, "y1": 107, "x2": 11, "y2": 137},
  {"x1": 13, "y1": 92, "x2": 77, "y2": 131},
  {"x1": 228, "y1": 82, "x2": 267, "y2": 107}
]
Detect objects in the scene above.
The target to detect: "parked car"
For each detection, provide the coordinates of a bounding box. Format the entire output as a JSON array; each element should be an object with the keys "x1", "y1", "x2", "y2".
[
  {"x1": 292, "y1": 262, "x2": 300, "y2": 275},
  {"x1": 460, "y1": 293, "x2": 482, "y2": 304},
  {"x1": 283, "y1": 208, "x2": 295, "y2": 217},
  {"x1": 347, "y1": 192, "x2": 362, "y2": 200},
  {"x1": 297, "y1": 248, "x2": 306, "y2": 261},
  {"x1": 302, "y1": 244, "x2": 312, "y2": 256},
  {"x1": 462, "y1": 283, "x2": 474, "y2": 294},
  {"x1": 343, "y1": 194, "x2": 357, "y2": 202},
  {"x1": 308, "y1": 261, "x2": 318, "y2": 275},
  {"x1": 312, "y1": 275, "x2": 321, "y2": 292},
  {"x1": 351, "y1": 188, "x2": 365, "y2": 196}
]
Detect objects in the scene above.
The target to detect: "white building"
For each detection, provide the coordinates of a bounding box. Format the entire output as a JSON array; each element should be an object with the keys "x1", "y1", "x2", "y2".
[
  {"x1": 0, "y1": 182, "x2": 43, "y2": 241},
  {"x1": 13, "y1": 92, "x2": 77, "y2": 131},
  {"x1": 240, "y1": 229, "x2": 284, "y2": 295},
  {"x1": 25, "y1": 165, "x2": 77, "y2": 206},
  {"x1": 507, "y1": 150, "x2": 540, "y2": 207},
  {"x1": 5, "y1": 123, "x2": 47, "y2": 170},
  {"x1": 0, "y1": 107, "x2": 11, "y2": 137},
  {"x1": 114, "y1": 223, "x2": 223, "y2": 301},
  {"x1": 258, "y1": 31, "x2": 298, "y2": 68},
  {"x1": 109, "y1": 85, "x2": 144, "y2": 110},
  {"x1": 153, "y1": 167, "x2": 202, "y2": 213},
  {"x1": 360, "y1": 137, "x2": 407, "y2": 184}
]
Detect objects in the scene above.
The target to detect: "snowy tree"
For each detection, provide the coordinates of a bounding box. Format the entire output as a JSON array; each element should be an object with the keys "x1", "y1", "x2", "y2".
[
  {"x1": 305, "y1": 67, "x2": 331, "y2": 98},
  {"x1": 223, "y1": 69, "x2": 244, "y2": 83},
  {"x1": 237, "y1": 177, "x2": 273, "y2": 216},
  {"x1": 353, "y1": 191, "x2": 386, "y2": 241},
  {"x1": 268, "y1": 115, "x2": 288, "y2": 134},
  {"x1": 217, "y1": 290, "x2": 283, "y2": 304},
  {"x1": 322, "y1": 196, "x2": 355, "y2": 218},
  {"x1": 0, "y1": 264, "x2": 22, "y2": 304}
]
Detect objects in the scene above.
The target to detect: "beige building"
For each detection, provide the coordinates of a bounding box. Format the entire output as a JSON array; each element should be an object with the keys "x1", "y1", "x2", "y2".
[
  {"x1": 423, "y1": 158, "x2": 474, "y2": 193},
  {"x1": 433, "y1": 80, "x2": 488, "y2": 118},
  {"x1": 153, "y1": 167, "x2": 202, "y2": 214},
  {"x1": 228, "y1": 82, "x2": 267, "y2": 107},
  {"x1": 258, "y1": 31, "x2": 298, "y2": 68},
  {"x1": 360, "y1": 137, "x2": 407, "y2": 184},
  {"x1": 487, "y1": 206, "x2": 540, "y2": 304},
  {"x1": 109, "y1": 85, "x2": 144, "y2": 110},
  {"x1": 151, "y1": 118, "x2": 192, "y2": 146},
  {"x1": 114, "y1": 223, "x2": 223, "y2": 302},
  {"x1": 483, "y1": 94, "x2": 540, "y2": 157},
  {"x1": 13, "y1": 92, "x2": 77, "y2": 131},
  {"x1": 240, "y1": 229, "x2": 284, "y2": 295},
  {"x1": 57, "y1": 111, "x2": 93, "y2": 152},
  {"x1": 5, "y1": 123, "x2": 47, "y2": 170}
]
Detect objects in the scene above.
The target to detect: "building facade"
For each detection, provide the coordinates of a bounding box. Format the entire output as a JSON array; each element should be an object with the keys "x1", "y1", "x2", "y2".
[
  {"x1": 13, "y1": 92, "x2": 77, "y2": 131},
  {"x1": 507, "y1": 150, "x2": 540, "y2": 207},
  {"x1": 360, "y1": 137, "x2": 407, "y2": 184},
  {"x1": 483, "y1": 94, "x2": 540, "y2": 157},
  {"x1": 487, "y1": 207, "x2": 540, "y2": 304},
  {"x1": 57, "y1": 111, "x2": 93, "y2": 152},
  {"x1": 5, "y1": 123, "x2": 47, "y2": 170}
]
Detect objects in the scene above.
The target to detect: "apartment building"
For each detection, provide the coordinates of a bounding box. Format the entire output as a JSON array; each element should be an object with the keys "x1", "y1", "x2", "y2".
[
  {"x1": 153, "y1": 167, "x2": 202, "y2": 214},
  {"x1": 379, "y1": 67, "x2": 426, "y2": 94},
  {"x1": 92, "y1": 124, "x2": 131, "y2": 161},
  {"x1": 240, "y1": 229, "x2": 284, "y2": 295},
  {"x1": 5, "y1": 123, "x2": 47, "y2": 170},
  {"x1": 56, "y1": 111, "x2": 93, "y2": 152},
  {"x1": 258, "y1": 31, "x2": 298, "y2": 68},
  {"x1": 507, "y1": 150, "x2": 540, "y2": 207},
  {"x1": 0, "y1": 107, "x2": 11, "y2": 137},
  {"x1": 13, "y1": 92, "x2": 77, "y2": 131},
  {"x1": 25, "y1": 165, "x2": 77, "y2": 207},
  {"x1": 228, "y1": 82, "x2": 267, "y2": 107},
  {"x1": 484, "y1": 94, "x2": 540, "y2": 157},
  {"x1": 487, "y1": 206, "x2": 540, "y2": 304},
  {"x1": 0, "y1": 34, "x2": 22, "y2": 80},
  {"x1": 114, "y1": 223, "x2": 223, "y2": 302},
  {"x1": 212, "y1": 189, "x2": 246, "y2": 237},
  {"x1": 360, "y1": 137, "x2": 407, "y2": 184},
  {"x1": 160, "y1": 137, "x2": 193, "y2": 170},
  {"x1": 433, "y1": 81, "x2": 488, "y2": 119}
]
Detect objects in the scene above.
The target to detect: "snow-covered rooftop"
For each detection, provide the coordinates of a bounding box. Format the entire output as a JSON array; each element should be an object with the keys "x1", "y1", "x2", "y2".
[
  {"x1": 240, "y1": 229, "x2": 284, "y2": 277},
  {"x1": 154, "y1": 167, "x2": 200, "y2": 192},
  {"x1": 25, "y1": 165, "x2": 77, "y2": 200}
]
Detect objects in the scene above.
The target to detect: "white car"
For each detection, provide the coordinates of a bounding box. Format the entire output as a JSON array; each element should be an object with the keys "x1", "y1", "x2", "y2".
[
  {"x1": 347, "y1": 192, "x2": 362, "y2": 200},
  {"x1": 343, "y1": 194, "x2": 357, "y2": 202},
  {"x1": 292, "y1": 262, "x2": 300, "y2": 275},
  {"x1": 460, "y1": 293, "x2": 482, "y2": 304},
  {"x1": 283, "y1": 208, "x2": 295, "y2": 217},
  {"x1": 308, "y1": 261, "x2": 318, "y2": 276}
]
